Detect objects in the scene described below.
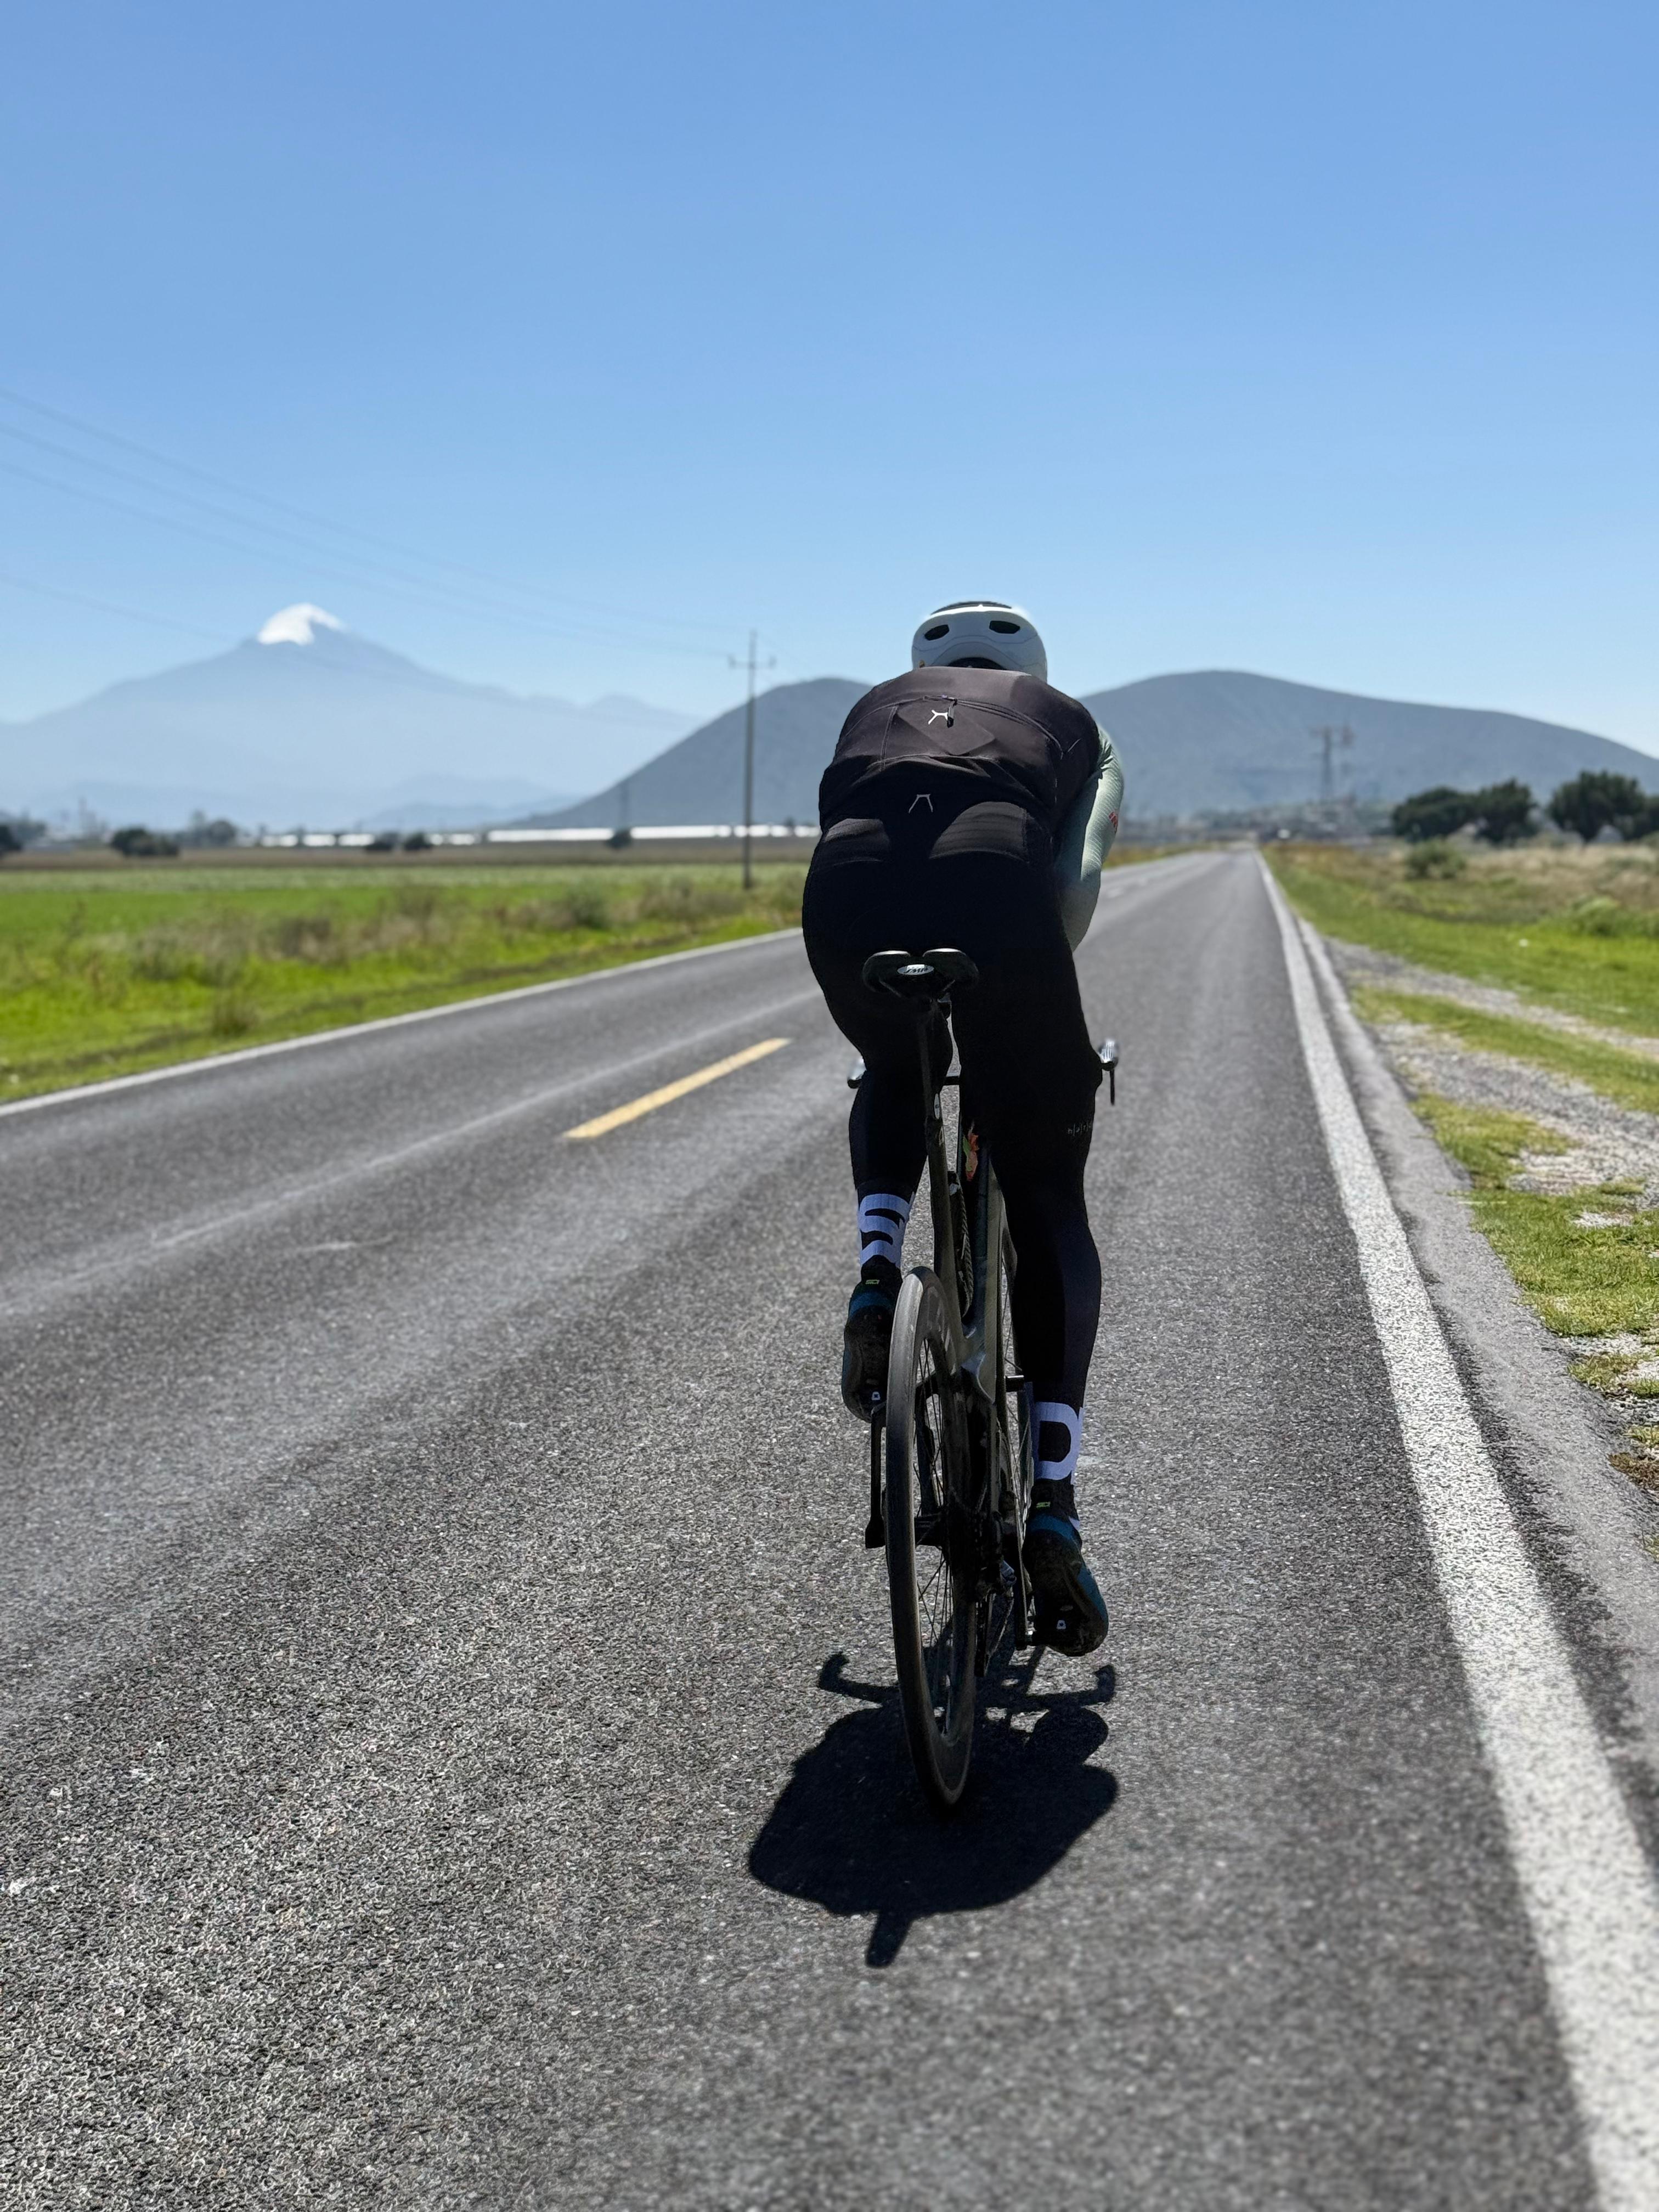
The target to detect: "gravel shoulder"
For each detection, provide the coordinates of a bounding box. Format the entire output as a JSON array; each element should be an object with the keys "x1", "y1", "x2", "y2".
[{"x1": 1306, "y1": 922, "x2": 1659, "y2": 1842}]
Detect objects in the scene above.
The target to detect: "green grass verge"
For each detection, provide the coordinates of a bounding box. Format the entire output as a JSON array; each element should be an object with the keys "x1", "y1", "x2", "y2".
[
  {"x1": 1353, "y1": 986, "x2": 1659, "y2": 1115},
  {"x1": 1416, "y1": 1094, "x2": 1659, "y2": 1345},
  {"x1": 1268, "y1": 844, "x2": 1659, "y2": 1038},
  {"x1": 0, "y1": 861, "x2": 805, "y2": 1100}
]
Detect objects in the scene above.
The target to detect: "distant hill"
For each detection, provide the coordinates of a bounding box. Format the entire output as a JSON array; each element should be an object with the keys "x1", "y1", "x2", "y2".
[
  {"x1": 527, "y1": 667, "x2": 1659, "y2": 828},
  {"x1": 523, "y1": 678, "x2": 868, "y2": 827},
  {"x1": 1, "y1": 605, "x2": 696, "y2": 828},
  {"x1": 1082, "y1": 669, "x2": 1659, "y2": 819}
]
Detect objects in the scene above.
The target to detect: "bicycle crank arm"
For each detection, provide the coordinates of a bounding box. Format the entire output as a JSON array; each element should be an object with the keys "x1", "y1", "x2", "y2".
[{"x1": 864, "y1": 1416, "x2": 884, "y2": 1549}]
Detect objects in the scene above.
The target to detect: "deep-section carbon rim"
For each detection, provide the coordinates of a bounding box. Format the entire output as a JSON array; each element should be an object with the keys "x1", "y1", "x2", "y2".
[{"x1": 885, "y1": 1269, "x2": 976, "y2": 1808}]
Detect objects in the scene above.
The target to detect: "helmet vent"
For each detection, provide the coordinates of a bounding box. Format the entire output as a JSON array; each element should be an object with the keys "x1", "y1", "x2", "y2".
[
  {"x1": 988, "y1": 619, "x2": 1020, "y2": 634},
  {"x1": 923, "y1": 623, "x2": 950, "y2": 640}
]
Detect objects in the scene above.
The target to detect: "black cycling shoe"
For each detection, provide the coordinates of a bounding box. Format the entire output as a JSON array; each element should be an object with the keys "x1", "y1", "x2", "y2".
[
  {"x1": 841, "y1": 1257, "x2": 901, "y2": 1417},
  {"x1": 1024, "y1": 1477, "x2": 1109, "y2": 1655}
]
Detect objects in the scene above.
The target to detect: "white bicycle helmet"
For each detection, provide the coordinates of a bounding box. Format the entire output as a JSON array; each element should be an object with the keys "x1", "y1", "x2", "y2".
[{"x1": 910, "y1": 600, "x2": 1047, "y2": 682}]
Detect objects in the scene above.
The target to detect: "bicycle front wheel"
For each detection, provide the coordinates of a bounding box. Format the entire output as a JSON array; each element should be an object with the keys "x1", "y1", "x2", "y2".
[{"x1": 884, "y1": 1268, "x2": 977, "y2": 1808}]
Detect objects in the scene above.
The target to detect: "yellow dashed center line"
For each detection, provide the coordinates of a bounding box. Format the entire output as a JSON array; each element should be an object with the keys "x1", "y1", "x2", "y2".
[{"x1": 565, "y1": 1038, "x2": 789, "y2": 1139}]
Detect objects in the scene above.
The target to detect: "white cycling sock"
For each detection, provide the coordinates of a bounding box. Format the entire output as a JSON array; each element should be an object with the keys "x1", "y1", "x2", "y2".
[
  {"x1": 1035, "y1": 1401, "x2": 1082, "y2": 1506},
  {"x1": 857, "y1": 1192, "x2": 912, "y2": 1271}
]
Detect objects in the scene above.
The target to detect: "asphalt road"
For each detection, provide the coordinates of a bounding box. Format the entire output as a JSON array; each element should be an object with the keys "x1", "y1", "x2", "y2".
[{"x1": 0, "y1": 851, "x2": 1635, "y2": 2208}]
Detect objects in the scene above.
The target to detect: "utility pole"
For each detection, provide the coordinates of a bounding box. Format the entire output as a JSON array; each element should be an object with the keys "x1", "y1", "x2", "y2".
[
  {"x1": 742, "y1": 630, "x2": 757, "y2": 890},
  {"x1": 1311, "y1": 723, "x2": 1356, "y2": 806},
  {"x1": 731, "y1": 630, "x2": 775, "y2": 890}
]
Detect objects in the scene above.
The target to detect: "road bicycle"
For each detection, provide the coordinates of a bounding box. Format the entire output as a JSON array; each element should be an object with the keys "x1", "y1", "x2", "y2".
[{"x1": 851, "y1": 947, "x2": 1116, "y2": 1809}]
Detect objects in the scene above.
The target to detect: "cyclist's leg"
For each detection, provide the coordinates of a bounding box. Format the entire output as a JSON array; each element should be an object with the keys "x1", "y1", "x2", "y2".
[
  {"x1": 925, "y1": 799, "x2": 1103, "y2": 1417},
  {"x1": 925, "y1": 810, "x2": 1110, "y2": 1652},
  {"x1": 955, "y1": 966, "x2": 1103, "y2": 1481},
  {"x1": 803, "y1": 819, "x2": 951, "y2": 1410}
]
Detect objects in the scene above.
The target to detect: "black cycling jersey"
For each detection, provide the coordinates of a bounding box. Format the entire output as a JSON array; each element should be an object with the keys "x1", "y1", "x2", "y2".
[{"x1": 817, "y1": 666, "x2": 1102, "y2": 837}]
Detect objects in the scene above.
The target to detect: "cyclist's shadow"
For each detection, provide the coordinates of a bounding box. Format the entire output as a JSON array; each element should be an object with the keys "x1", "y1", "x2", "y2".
[{"x1": 747, "y1": 1650, "x2": 1118, "y2": 1967}]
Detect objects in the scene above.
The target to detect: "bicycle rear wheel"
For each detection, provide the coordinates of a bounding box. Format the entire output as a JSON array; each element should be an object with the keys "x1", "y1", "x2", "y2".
[{"x1": 884, "y1": 1269, "x2": 977, "y2": 1808}]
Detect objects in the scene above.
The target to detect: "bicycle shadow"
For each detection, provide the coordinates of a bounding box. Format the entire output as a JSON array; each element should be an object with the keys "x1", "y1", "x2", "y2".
[{"x1": 747, "y1": 1650, "x2": 1118, "y2": 1967}]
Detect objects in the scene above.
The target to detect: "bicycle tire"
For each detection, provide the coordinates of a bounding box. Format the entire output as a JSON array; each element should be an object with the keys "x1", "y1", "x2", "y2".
[{"x1": 884, "y1": 1268, "x2": 977, "y2": 1808}]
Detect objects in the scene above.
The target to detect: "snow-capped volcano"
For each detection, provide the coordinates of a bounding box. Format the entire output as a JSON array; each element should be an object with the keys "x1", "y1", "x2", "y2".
[
  {"x1": 256, "y1": 603, "x2": 345, "y2": 646},
  {"x1": 2, "y1": 611, "x2": 698, "y2": 826}
]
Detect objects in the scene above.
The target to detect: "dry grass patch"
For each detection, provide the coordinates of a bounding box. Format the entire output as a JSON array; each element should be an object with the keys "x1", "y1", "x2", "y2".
[{"x1": 1270, "y1": 840, "x2": 1659, "y2": 1037}]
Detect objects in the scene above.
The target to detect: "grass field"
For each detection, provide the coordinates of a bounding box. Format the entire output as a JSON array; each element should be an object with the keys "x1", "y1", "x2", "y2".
[
  {"x1": 0, "y1": 860, "x2": 806, "y2": 1101},
  {"x1": 0, "y1": 842, "x2": 1177, "y2": 1101},
  {"x1": 1273, "y1": 842, "x2": 1659, "y2": 1454},
  {"x1": 1267, "y1": 840, "x2": 1659, "y2": 1036}
]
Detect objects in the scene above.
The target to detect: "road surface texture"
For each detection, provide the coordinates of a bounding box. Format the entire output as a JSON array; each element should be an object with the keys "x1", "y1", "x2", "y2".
[{"x1": 3, "y1": 851, "x2": 1655, "y2": 2208}]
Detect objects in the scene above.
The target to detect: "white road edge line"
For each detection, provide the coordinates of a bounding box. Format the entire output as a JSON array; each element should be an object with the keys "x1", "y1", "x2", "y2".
[
  {"x1": 0, "y1": 926, "x2": 802, "y2": 1122},
  {"x1": 1260, "y1": 857, "x2": 1659, "y2": 2209}
]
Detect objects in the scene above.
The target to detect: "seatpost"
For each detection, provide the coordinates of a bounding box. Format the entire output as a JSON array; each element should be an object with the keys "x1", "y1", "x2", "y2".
[{"x1": 919, "y1": 1008, "x2": 963, "y2": 1341}]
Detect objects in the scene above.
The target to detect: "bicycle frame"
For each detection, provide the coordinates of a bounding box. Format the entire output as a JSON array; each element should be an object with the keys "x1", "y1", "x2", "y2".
[{"x1": 859, "y1": 950, "x2": 1035, "y2": 1652}]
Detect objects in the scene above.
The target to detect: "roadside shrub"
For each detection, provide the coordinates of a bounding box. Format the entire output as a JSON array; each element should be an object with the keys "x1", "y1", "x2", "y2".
[
  {"x1": 109, "y1": 826, "x2": 180, "y2": 859},
  {"x1": 388, "y1": 883, "x2": 442, "y2": 929},
  {"x1": 1404, "y1": 839, "x2": 1468, "y2": 881},
  {"x1": 1560, "y1": 896, "x2": 1659, "y2": 939},
  {"x1": 269, "y1": 912, "x2": 343, "y2": 964},
  {"x1": 209, "y1": 990, "x2": 260, "y2": 1036},
  {"x1": 401, "y1": 831, "x2": 433, "y2": 851},
  {"x1": 0, "y1": 823, "x2": 20, "y2": 859}
]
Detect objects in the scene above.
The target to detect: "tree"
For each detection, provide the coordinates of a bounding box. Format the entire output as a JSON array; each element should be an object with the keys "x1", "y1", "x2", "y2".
[
  {"x1": 1391, "y1": 786, "x2": 1479, "y2": 843},
  {"x1": 109, "y1": 825, "x2": 180, "y2": 858},
  {"x1": 1548, "y1": 771, "x2": 1650, "y2": 842},
  {"x1": 0, "y1": 822, "x2": 20, "y2": 858},
  {"x1": 401, "y1": 830, "x2": 433, "y2": 851},
  {"x1": 1470, "y1": 780, "x2": 1536, "y2": 845}
]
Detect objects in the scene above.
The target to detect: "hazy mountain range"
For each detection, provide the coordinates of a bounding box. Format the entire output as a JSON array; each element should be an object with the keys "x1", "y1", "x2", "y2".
[
  {"x1": 0, "y1": 605, "x2": 697, "y2": 828},
  {"x1": 5, "y1": 608, "x2": 1655, "y2": 832},
  {"x1": 535, "y1": 668, "x2": 1659, "y2": 827}
]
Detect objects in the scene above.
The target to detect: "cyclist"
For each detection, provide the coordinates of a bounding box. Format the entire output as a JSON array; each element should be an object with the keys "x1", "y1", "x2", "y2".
[{"x1": 803, "y1": 601, "x2": 1123, "y2": 1657}]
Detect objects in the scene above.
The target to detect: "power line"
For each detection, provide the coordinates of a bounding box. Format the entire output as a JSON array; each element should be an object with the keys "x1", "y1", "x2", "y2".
[
  {"x1": 0, "y1": 567, "x2": 234, "y2": 645},
  {"x1": 0, "y1": 382, "x2": 735, "y2": 644},
  {"x1": 0, "y1": 419, "x2": 590, "y2": 631},
  {"x1": 0, "y1": 454, "x2": 734, "y2": 663},
  {"x1": 0, "y1": 558, "x2": 756, "y2": 733}
]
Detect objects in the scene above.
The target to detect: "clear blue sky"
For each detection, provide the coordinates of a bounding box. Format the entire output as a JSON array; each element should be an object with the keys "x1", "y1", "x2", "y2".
[{"x1": 3, "y1": 0, "x2": 1655, "y2": 743}]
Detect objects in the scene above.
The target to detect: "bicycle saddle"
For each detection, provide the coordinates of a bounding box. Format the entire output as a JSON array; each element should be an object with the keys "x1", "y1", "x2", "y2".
[{"x1": 860, "y1": 947, "x2": 981, "y2": 1001}]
